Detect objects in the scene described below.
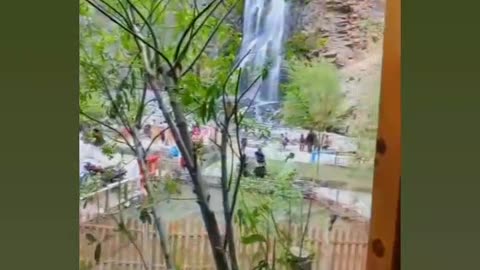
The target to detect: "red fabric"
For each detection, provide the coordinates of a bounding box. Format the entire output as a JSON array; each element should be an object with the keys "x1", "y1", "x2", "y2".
[
  {"x1": 146, "y1": 155, "x2": 160, "y2": 176},
  {"x1": 138, "y1": 155, "x2": 161, "y2": 194},
  {"x1": 147, "y1": 155, "x2": 159, "y2": 163}
]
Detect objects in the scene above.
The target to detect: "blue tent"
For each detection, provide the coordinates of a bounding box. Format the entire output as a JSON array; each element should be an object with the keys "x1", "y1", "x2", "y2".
[{"x1": 169, "y1": 146, "x2": 180, "y2": 158}]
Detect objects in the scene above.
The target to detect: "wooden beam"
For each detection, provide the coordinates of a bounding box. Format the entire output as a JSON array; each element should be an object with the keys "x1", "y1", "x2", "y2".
[{"x1": 365, "y1": 0, "x2": 401, "y2": 269}]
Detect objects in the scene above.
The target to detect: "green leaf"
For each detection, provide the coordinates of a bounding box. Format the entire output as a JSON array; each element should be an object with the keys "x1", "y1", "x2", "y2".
[
  {"x1": 164, "y1": 179, "x2": 181, "y2": 195},
  {"x1": 198, "y1": 103, "x2": 208, "y2": 123},
  {"x1": 94, "y1": 243, "x2": 102, "y2": 265},
  {"x1": 101, "y1": 143, "x2": 117, "y2": 160},
  {"x1": 241, "y1": 234, "x2": 267, "y2": 245},
  {"x1": 253, "y1": 260, "x2": 269, "y2": 270}
]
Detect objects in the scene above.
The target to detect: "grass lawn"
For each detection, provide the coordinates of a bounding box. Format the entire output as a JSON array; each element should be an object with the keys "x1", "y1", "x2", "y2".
[{"x1": 267, "y1": 160, "x2": 374, "y2": 192}]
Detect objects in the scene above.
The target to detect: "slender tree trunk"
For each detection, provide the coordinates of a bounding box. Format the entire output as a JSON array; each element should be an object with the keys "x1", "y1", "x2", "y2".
[
  {"x1": 220, "y1": 129, "x2": 239, "y2": 270},
  {"x1": 315, "y1": 132, "x2": 325, "y2": 180},
  {"x1": 152, "y1": 211, "x2": 175, "y2": 270},
  {"x1": 198, "y1": 196, "x2": 231, "y2": 270},
  {"x1": 149, "y1": 77, "x2": 231, "y2": 270}
]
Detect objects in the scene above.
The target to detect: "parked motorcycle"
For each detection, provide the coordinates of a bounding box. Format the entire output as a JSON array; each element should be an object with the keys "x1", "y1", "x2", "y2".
[{"x1": 82, "y1": 162, "x2": 127, "y2": 187}]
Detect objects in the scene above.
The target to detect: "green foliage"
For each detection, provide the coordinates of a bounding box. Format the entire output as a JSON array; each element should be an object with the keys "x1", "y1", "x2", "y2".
[
  {"x1": 79, "y1": 1, "x2": 246, "y2": 268},
  {"x1": 178, "y1": 28, "x2": 242, "y2": 124},
  {"x1": 179, "y1": 58, "x2": 240, "y2": 124},
  {"x1": 241, "y1": 233, "x2": 267, "y2": 244},
  {"x1": 241, "y1": 164, "x2": 302, "y2": 204},
  {"x1": 234, "y1": 0, "x2": 245, "y2": 17},
  {"x1": 80, "y1": 175, "x2": 103, "y2": 198},
  {"x1": 100, "y1": 143, "x2": 118, "y2": 160},
  {"x1": 139, "y1": 176, "x2": 183, "y2": 210},
  {"x1": 350, "y1": 77, "x2": 381, "y2": 168},
  {"x1": 80, "y1": 2, "x2": 146, "y2": 126},
  {"x1": 285, "y1": 32, "x2": 328, "y2": 60},
  {"x1": 240, "y1": 117, "x2": 271, "y2": 138},
  {"x1": 80, "y1": 0, "x2": 242, "y2": 127},
  {"x1": 79, "y1": 91, "x2": 105, "y2": 123},
  {"x1": 282, "y1": 59, "x2": 352, "y2": 132},
  {"x1": 235, "y1": 164, "x2": 305, "y2": 268}
]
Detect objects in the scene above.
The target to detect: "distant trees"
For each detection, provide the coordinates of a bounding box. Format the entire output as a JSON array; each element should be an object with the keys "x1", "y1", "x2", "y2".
[
  {"x1": 281, "y1": 57, "x2": 381, "y2": 170},
  {"x1": 282, "y1": 59, "x2": 352, "y2": 133}
]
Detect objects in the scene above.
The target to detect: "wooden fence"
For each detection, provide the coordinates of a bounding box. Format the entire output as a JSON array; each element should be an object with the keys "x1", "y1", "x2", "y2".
[{"x1": 80, "y1": 218, "x2": 368, "y2": 270}]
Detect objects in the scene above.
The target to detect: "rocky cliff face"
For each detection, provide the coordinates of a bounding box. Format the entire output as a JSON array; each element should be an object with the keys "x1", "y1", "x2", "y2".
[
  {"x1": 285, "y1": 0, "x2": 385, "y2": 136},
  {"x1": 289, "y1": 0, "x2": 385, "y2": 68}
]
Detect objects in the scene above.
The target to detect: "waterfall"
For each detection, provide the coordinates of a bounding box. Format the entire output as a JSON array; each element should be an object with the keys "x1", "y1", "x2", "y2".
[{"x1": 238, "y1": 0, "x2": 287, "y2": 103}]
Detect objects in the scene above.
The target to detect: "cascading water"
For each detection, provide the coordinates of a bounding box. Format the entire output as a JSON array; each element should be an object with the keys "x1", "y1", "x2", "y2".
[{"x1": 238, "y1": 0, "x2": 287, "y2": 105}]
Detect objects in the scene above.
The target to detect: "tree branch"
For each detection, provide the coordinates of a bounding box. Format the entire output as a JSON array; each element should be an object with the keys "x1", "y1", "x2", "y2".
[
  {"x1": 85, "y1": 0, "x2": 174, "y2": 71},
  {"x1": 174, "y1": 0, "x2": 223, "y2": 68},
  {"x1": 80, "y1": 110, "x2": 136, "y2": 154},
  {"x1": 181, "y1": 0, "x2": 240, "y2": 77}
]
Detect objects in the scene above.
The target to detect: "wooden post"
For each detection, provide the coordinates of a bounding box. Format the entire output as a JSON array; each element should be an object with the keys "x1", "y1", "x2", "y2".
[
  {"x1": 366, "y1": 0, "x2": 401, "y2": 269},
  {"x1": 105, "y1": 189, "x2": 109, "y2": 210}
]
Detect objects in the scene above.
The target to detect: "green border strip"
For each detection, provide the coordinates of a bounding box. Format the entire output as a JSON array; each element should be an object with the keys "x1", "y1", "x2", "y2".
[
  {"x1": 0, "y1": 1, "x2": 78, "y2": 269},
  {"x1": 0, "y1": 0, "x2": 479, "y2": 269},
  {"x1": 403, "y1": 0, "x2": 480, "y2": 269}
]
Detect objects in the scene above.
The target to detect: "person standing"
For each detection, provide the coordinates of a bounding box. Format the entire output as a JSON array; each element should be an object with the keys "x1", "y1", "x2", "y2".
[
  {"x1": 160, "y1": 130, "x2": 166, "y2": 144},
  {"x1": 255, "y1": 147, "x2": 266, "y2": 166},
  {"x1": 241, "y1": 137, "x2": 248, "y2": 152},
  {"x1": 306, "y1": 130, "x2": 315, "y2": 153},
  {"x1": 322, "y1": 134, "x2": 332, "y2": 150},
  {"x1": 281, "y1": 134, "x2": 290, "y2": 151},
  {"x1": 143, "y1": 124, "x2": 152, "y2": 138},
  {"x1": 299, "y1": 134, "x2": 305, "y2": 152},
  {"x1": 254, "y1": 147, "x2": 267, "y2": 178}
]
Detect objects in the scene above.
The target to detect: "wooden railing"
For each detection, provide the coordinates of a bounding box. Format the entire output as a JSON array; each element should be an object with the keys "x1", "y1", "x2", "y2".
[{"x1": 80, "y1": 178, "x2": 141, "y2": 223}]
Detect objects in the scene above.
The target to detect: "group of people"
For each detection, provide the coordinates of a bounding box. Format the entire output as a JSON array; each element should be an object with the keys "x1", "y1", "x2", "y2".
[
  {"x1": 299, "y1": 130, "x2": 332, "y2": 153},
  {"x1": 279, "y1": 131, "x2": 332, "y2": 153},
  {"x1": 241, "y1": 136, "x2": 267, "y2": 178}
]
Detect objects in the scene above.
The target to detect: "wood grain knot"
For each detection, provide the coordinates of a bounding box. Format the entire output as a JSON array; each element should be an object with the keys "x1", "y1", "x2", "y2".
[
  {"x1": 376, "y1": 138, "x2": 387, "y2": 155},
  {"x1": 372, "y1": 238, "x2": 385, "y2": 257}
]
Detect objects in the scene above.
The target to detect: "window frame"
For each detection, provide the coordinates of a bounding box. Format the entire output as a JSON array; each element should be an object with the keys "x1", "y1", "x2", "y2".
[{"x1": 365, "y1": 0, "x2": 401, "y2": 269}]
